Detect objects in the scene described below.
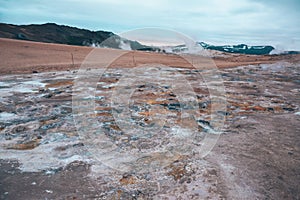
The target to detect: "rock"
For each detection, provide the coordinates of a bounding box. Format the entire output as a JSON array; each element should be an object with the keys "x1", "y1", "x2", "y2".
[
  {"x1": 119, "y1": 174, "x2": 137, "y2": 185},
  {"x1": 217, "y1": 111, "x2": 230, "y2": 116},
  {"x1": 166, "y1": 103, "x2": 181, "y2": 111},
  {"x1": 12, "y1": 125, "x2": 27, "y2": 133},
  {"x1": 44, "y1": 93, "x2": 53, "y2": 98},
  {"x1": 251, "y1": 105, "x2": 267, "y2": 111},
  {"x1": 197, "y1": 119, "x2": 210, "y2": 126},
  {"x1": 167, "y1": 161, "x2": 189, "y2": 181},
  {"x1": 282, "y1": 107, "x2": 295, "y2": 112},
  {"x1": 6, "y1": 138, "x2": 40, "y2": 150},
  {"x1": 169, "y1": 92, "x2": 176, "y2": 97}
]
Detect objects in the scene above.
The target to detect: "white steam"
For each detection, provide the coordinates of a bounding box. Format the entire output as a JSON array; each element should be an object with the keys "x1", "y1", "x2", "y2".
[{"x1": 119, "y1": 40, "x2": 132, "y2": 50}]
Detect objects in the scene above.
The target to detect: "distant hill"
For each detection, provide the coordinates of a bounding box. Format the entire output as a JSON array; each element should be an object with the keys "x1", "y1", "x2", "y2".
[
  {"x1": 198, "y1": 42, "x2": 300, "y2": 55},
  {"x1": 199, "y1": 42, "x2": 274, "y2": 55},
  {"x1": 1, "y1": 23, "x2": 297, "y2": 55},
  {"x1": 0, "y1": 23, "x2": 149, "y2": 50}
]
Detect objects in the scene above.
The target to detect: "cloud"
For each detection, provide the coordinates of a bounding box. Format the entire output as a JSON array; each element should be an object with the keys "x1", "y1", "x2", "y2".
[{"x1": 0, "y1": 0, "x2": 299, "y2": 50}]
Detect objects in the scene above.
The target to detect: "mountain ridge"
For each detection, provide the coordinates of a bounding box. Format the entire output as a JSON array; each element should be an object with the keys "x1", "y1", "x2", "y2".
[
  {"x1": 1, "y1": 23, "x2": 298, "y2": 55},
  {"x1": 0, "y1": 22, "x2": 149, "y2": 50}
]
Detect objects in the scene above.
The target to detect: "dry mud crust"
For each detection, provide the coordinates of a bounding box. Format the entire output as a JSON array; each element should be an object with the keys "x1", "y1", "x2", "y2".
[
  {"x1": 209, "y1": 113, "x2": 300, "y2": 200},
  {"x1": 0, "y1": 160, "x2": 101, "y2": 200},
  {"x1": 1, "y1": 112, "x2": 299, "y2": 200}
]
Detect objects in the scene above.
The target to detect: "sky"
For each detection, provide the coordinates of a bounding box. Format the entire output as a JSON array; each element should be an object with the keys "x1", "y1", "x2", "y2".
[{"x1": 0, "y1": 0, "x2": 299, "y2": 50}]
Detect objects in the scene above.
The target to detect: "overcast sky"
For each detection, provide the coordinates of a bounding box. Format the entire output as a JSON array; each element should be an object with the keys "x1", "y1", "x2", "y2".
[{"x1": 0, "y1": 0, "x2": 299, "y2": 50}]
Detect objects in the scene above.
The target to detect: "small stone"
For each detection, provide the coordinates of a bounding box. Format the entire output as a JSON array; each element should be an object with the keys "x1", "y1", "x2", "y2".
[
  {"x1": 6, "y1": 139, "x2": 40, "y2": 150},
  {"x1": 169, "y1": 92, "x2": 176, "y2": 97},
  {"x1": 12, "y1": 125, "x2": 27, "y2": 133},
  {"x1": 119, "y1": 174, "x2": 137, "y2": 185},
  {"x1": 283, "y1": 107, "x2": 294, "y2": 112},
  {"x1": 217, "y1": 111, "x2": 230, "y2": 116},
  {"x1": 277, "y1": 175, "x2": 283, "y2": 180},
  {"x1": 137, "y1": 84, "x2": 146, "y2": 88},
  {"x1": 44, "y1": 93, "x2": 53, "y2": 98},
  {"x1": 252, "y1": 105, "x2": 266, "y2": 111},
  {"x1": 121, "y1": 136, "x2": 128, "y2": 141}
]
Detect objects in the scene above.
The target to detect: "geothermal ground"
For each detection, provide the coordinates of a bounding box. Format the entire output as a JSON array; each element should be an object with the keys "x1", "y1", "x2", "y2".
[{"x1": 0, "y1": 38, "x2": 299, "y2": 199}]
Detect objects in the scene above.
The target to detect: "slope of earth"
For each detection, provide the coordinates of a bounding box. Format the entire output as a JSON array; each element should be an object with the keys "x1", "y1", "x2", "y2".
[{"x1": 1, "y1": 38, "x2": 300, "y2": 75}]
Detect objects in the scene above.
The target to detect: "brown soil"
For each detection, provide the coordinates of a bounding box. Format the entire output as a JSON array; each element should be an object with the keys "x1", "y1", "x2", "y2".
[{"x1": 1, "y1": 38, "x2": 299, "y2": 75}]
